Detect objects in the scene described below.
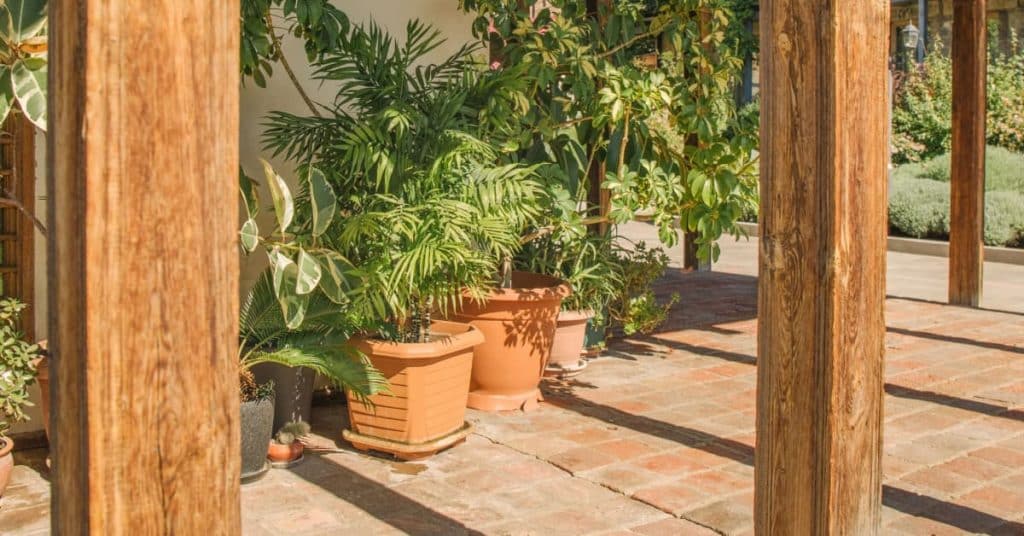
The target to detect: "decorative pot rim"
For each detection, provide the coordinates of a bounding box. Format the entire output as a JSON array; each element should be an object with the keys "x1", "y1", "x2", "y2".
[
  {"x1": 0, "y1": 437, "x2": 12, "y2": 457},
  {"x1": 558, "y1": 309, "x2": 596, "y2": 322},
  {"x1": 354, "y1": 320, "x2": 484, "y2": 360},
  {"x1": 464, "y1": 271, "x2": 571, "y2": 302}
]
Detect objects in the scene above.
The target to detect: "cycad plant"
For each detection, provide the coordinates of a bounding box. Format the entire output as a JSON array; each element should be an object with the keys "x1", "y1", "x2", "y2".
[
  {"x1": 238, "y1": 271, "x2": 386, "y2": 403},
  {"x1": 263, "y1": 19, "x2": 545, "y2": 343}
]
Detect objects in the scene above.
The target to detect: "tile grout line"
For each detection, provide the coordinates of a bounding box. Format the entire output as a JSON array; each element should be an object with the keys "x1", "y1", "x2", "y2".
[{"x1": 470, "y1": 429, "x2": 729, "y2": 536}]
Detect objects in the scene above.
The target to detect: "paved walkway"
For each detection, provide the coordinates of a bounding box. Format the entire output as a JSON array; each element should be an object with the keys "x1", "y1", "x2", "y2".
[{"x1": 3, "y1": 226, "x2": 1023, "y2": 535}]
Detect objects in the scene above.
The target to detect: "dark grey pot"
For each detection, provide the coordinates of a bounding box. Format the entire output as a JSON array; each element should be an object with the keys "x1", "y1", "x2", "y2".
[
  {"x1": 240, "y1": 395, "x2": 274, "y2": 483},
  {"x1": 252, "y1": 363, "x2": 315, "y2": 433}
]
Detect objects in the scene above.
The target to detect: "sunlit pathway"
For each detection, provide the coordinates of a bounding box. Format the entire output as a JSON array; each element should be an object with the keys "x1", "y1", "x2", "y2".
[{"x1": 3, "y1": 227, "x2": 1023, "y2": 535}]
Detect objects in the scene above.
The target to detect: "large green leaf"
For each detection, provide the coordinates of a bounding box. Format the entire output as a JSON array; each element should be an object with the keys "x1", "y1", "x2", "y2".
[
  {"x1": 0, "y1": 66, "x2": 13, "y2": 127},
  {"x1": 307, "y1": 167, "x2": 336, "y2": 237},
  {"x1": 10, "y1": 60, "x2": 45, "y2": 130},
  {"x1": 1, "y1": 0, "x2": 47, "y2": 41},
  {"x1": 316, "y1": 251, "x2": 357, "y2": 304},
  {"x1": 240, "y1": 218, "x2": 259, "y2": 253},
  {"x1": 268, "y1": 248, "x2": 307, "y2": 328},
  {"x1": 295, "y1": 249, "x2": 321, "y2": 295},
  {"x1": 260, "y1": 158, "x2": 294, "y2": 233},
  {"x1": 239, "y1": 168, "x2": 260, "y2": 219}
]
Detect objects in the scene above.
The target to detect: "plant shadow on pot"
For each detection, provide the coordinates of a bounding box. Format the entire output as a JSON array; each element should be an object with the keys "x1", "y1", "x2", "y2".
[
  {"x1": 253, "y1": 362, "x2": 315, "y2": 434},
  {"x1": 454, "y1": 272, "x2": 570, "y2": 412}
]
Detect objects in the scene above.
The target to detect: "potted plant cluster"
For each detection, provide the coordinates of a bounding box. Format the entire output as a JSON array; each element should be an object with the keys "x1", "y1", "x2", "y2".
[
  {"x1": 267, "y1": 420, "x2": 309, "y2": 466},
  {"x1": 516, "y1": 231, "x2": 621, "y2": 378},
  {"x1": 238, "y1": 0, "x2": 759, "y2": 456},
  {"x1": 0, "y1": 299, "x2": 41, "y2": 497},
  {"x1": 262, "y1": 19, "x2": 557, "y2": 452},
  {"x1": 236, "y1": 269, "x2": 386, "y2": 479}
]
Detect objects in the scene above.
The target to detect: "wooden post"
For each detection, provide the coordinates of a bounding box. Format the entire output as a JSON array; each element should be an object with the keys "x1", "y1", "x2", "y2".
[
  {"x1": 48, "y1": 0, "x2": 241, "y2": 532},
  {"x1": 948, "y1": 0, "x2": 987, "y2": 307},
  {"x1": 755, "y1": 0, "x2": 888, "y2": 533}
]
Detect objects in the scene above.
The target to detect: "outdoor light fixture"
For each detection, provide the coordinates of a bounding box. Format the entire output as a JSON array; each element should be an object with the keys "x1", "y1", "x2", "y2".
[{"x1": 901, "y1": 22, "x2": 920, "y2": 52}]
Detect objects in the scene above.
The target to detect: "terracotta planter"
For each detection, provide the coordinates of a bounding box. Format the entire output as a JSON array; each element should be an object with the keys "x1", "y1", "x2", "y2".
[
  {"x1": 267, "y1": 439, "x2": 304, "y2": 463},
  {"x1": 0, "y1": 438, "x2": 13, "y2": 497},
  {"x1": 344, "y1": 320, "x2": 482, "y2": 460},
  {"x1": 544, "y1": 309, "x2": 594, "y2": 378},
  {"x1": 453, "y1": 272, "x2": 570, "y2": 412}
]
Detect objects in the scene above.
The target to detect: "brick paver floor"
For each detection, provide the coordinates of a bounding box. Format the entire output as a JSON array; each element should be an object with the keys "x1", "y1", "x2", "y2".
[{"x1": 3, "y1": 223, "x2": 1023, "y2": 535}]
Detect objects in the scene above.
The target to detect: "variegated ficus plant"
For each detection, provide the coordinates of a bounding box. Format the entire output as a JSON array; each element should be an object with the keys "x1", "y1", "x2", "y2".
[
  {"x1": 236, "y1": 160, "x2": 386, "y2": 403},
  {"x1": 0, "y1": 0, "x2": 47, "y2": 235},
  {"x1": 0, "y1": 0, "x2": 46, "y2": 131}
]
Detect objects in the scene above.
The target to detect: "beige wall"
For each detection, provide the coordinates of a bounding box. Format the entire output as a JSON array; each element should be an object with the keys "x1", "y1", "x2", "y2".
[{"x1": 15, "y1": 1, "x2": 473, "y2": 437}]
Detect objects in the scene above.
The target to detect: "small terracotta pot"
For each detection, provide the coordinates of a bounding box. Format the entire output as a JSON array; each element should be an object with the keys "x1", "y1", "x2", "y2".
[
  {"x1": 545, "y1": 309, "x2": 594, "y2": 378},
  {"x1": 345, "y1": 320, "x2": 483, "y2": 460},
  {"x1": 453, "y1": 272, "x2": 570, "y2": 412},
  {"x1": 267, "y1": 439, "x2": 304, "y2": 463},
  {"x1": 0, "y1": 437, "x2": 14, "y2": 497}
]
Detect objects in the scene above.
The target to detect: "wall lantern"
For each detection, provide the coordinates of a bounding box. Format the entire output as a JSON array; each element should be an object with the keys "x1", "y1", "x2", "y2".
[{"x1": 901, "y1": 22, "x2": 920, "y2": 52}]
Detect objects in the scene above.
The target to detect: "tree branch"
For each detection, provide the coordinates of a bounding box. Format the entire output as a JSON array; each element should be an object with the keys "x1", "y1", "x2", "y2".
[
  {"x1": 0, "y1": 189, "x2": 46, "y2": 236},
  {"x1": 266, "y1": 11, "x2": 322, "y2": 118}
]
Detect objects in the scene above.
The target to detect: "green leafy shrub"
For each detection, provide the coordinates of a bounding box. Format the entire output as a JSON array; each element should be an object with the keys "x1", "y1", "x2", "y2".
[
  {"x1": 984, "y1": 191, "x2": 1024, "y2": 247},
  {"x1": 888, "y1": 172, "x2": 1024, "y2": 247},
  {"x1": 893, "y1": 35, "x2": 1024, "y2": 163},
  {"x1": 891, "y1": 146, "x2": 1024, "y2": 192},
  {"x1": 888, "y1": 178, "x2": 950, "y2": 239},
  {"x1": 459, "y1": 0, "x2": 759, "y2": 262},
  {"x1": 0, "y1": 299, "x2": 40, "y2": 437},
  {"x1": 608, "y1": 242, "x2": 678, "y2": 335}
]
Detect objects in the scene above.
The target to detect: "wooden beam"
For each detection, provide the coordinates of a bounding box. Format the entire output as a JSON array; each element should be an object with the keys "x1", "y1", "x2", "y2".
[
  {"x1": 49, "y1": 0, "x2": 241, "y2": 532},
  {"x1": 948, "y1": 0, "x2": 987, "y2": 307},
  {"x1": 755, "y1": 0, "x2": 888, "y2": 533}
]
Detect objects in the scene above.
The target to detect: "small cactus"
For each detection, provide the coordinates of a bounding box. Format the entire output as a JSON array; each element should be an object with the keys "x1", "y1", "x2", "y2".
[{"x1": 273, "y1": 420, "x2": 310, "y2": 445}]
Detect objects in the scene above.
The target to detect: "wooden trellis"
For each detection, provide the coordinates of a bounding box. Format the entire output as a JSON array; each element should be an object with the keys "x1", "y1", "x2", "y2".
[{"x1": 0, "y1": 114, "x2": 36, "y2": 340}]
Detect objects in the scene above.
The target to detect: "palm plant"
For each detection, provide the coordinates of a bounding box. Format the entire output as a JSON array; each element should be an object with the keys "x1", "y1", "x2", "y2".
[
  {"x1": 263, "y1": 19, "x2": 545, "y2": 343},
  {"x1": 238, "y1": 271, "x2": 386, "y2": 403}
]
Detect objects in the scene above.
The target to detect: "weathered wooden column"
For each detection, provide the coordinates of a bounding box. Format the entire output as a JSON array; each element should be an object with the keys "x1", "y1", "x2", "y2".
[
  {"x1": 49, "y1": 0, "x2": 241, "y2": 533},
  {"x1": 948, "y1": 0, "x2": 987, "y2": 307},
  {"x1": 755, "y1": 0, "x2": 888, "y2": 533}
]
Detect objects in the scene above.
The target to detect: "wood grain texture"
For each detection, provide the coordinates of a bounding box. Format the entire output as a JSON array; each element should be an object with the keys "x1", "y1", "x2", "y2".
[
  {"x1": 948, "y1": 0, "x2": 987, "y2": 307},
  {"x1": 48, "y1": 0, "x2": 241, "y2": 533},
  {"x1": 755, "y1": 0, "x2": 888, "y2": 533}
]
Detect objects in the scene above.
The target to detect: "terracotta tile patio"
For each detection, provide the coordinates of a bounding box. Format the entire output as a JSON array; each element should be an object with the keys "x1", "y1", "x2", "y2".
[{"x1": 3, "y1": 224, "x2": 1023, "y2": 535}]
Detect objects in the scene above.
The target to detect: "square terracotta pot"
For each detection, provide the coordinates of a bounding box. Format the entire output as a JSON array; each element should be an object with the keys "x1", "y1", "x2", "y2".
[{"x1": 344, "y1": 320, "x2": 482, "y2": 459}]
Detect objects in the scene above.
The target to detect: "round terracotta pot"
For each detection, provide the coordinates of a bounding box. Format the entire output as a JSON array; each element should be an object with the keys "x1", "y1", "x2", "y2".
[
  {"x1": 267, "y1": 439, "x2": 304, "y2": 463},
  {"x1": 345, "y1": 320, "x2": 483, "y2": 460},
  {"x1": 545, "y1": 309, "x2": 595, "y2": 378},
  {"x1": 0, "y1": 437, "x2": 13, "y2": 497},
  {"x1": 453, "y1": 272, "x2": 570, "y2": 412}
]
